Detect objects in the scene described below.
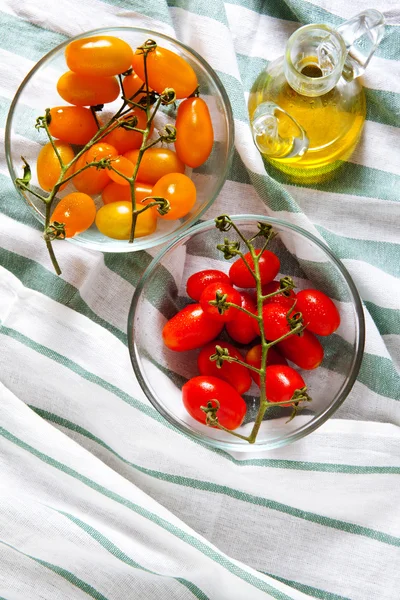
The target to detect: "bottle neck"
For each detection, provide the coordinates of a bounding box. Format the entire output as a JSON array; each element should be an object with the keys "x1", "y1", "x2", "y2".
[{"x1": 283, "y1": 24, "x2": 347, "y2": 97}]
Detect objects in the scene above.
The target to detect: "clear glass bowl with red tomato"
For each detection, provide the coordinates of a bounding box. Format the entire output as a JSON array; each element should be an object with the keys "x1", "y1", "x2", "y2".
[
  {"x1": 128, "y1": 215, "x2": 365, "y2": 452},
  {"x1": 5, "y1": 27, "x2": 233, "y2": 252}
]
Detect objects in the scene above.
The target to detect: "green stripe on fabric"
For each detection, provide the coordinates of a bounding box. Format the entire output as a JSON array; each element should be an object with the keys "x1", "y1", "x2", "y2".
[
  {"x1": 168, "y1": 0, "x2": 229, "y2": 25},
  {"x1": 0, "y1": 247, "x2": 127, "y2": 345},
  {"x1": 365, "y1": 302, "x2": 400, "y2": 337},
  {"x1": 55, "y1": 509, "x2": 209, "y2": 600},
  {"x1": 35, "y1": 408, "x2": 400, "y2": 475},
  {"x1": 263, "y1": 572, "x2": 351, "y2": 600},
  {"x1": 226, "y1": 0, "x2": 299, "y2": 22},
  {"x1": 2, "y1": 424, "x2": 399, "y2": 551},
  {"x1": 357, "y1": 351, "x2": 400, "y2": 401},
  {"x1": 316, "y1": 225, "x2": 400, "y2": 278},
  {"x1": 0, "y1": 540, "x2": 110, "y2": 600},
  {"x1": 0, "y1": 12, "x2": 67, "y2": 60},
  {"x1": 0, "y1": 428, "x2": 296, "y2": 600},
  {"x1": 261, "y1": 161, "x2": 400, "y2": 203},
  {"x1": 215, "y1": 71, "x2": 248, "y2": 121}
]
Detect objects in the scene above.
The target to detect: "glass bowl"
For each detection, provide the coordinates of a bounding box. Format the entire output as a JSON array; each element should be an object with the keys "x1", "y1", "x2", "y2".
[
  {"x1": 128, "y1": 215, "x2": 365, "y2": 452},
  {"x1": 5, "y1": 27, "x2": 234, "y2": 252}
]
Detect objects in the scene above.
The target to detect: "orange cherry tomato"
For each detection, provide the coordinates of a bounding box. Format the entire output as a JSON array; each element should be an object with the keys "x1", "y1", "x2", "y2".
[
  {"x1": 72, "y1": 142, "x2": 118, "y2": 195},
  {"x1": 132, "y1": 46, "x2": 198, "y2": 99},
  {"x1": 123, "y1": 148, "x2": 185, "y2": 185},
  {"x1": 95, "y1": 201, "x2": 157, "y2": 239},
  {"x1": 102, "y1": 181, "x2": 152, "y2": 205},
  {"x1": 123, "y1": 72, "x2": 147, "y2": 101},
  {"x1": 65, "y1": 36, "x2": 133, "y2": 77},
  {"x1": 48, "y1": 106, "x2": 98, "y2": 145},
  {"x1": 37, "y1": 141, "x2": 75, "y2": 192},
  {"x1": 152, "y1": 173, "x2": 196, "y2": 220},
  {"x1": 57, "y1": 71, "x2": 120, "y2": 106},
  {"x1": 103, "y1": 109, "x2": 150, "y2": 154},
  {"x1": 107, "y1": 156, "x2": 135, "y2": 186},
  {"x1": 175, "y1": 97, "x2": 214, "y2": 168},
  {"x1": 51, "y1": 192, "x2": 96, "y2": 237}
]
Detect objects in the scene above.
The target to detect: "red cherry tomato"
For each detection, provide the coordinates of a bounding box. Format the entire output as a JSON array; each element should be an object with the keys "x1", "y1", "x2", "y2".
[
  {"x1": 182, "y1": 376, "x2": 247, "y2": 430},
  {"x1": 65, "y1": 35, "x2": 133, "y2": 76},
  {"x1": 51, "y1": 192, "x2": 96, "y2": 237},
  {"x1": 200, "y1": 282, "x2": 242, "y2": 323},
  {"x1": 132, "y1": 45, "x2": 198, "y2": 99},
  {"x1": 56, "y1": 71, "x2": 120, "y2": 106},
  {"x1": 175, "y1": 97, "x2": 214, "y2": 168},
  {"x1": 246, "y1": 344, "x2": 287, "y2": 386},
  {"x1": 186, "y1": 269, "x2": 230, "y2": 301},
  {"x1": 162, "y1": 304, "x2": 223, "y2": 352},
  {"x1": 266, "y1": 365, "x2": 306, "y2": 406},
  {"x1": 278, "y1": 330, "x2": 324, "y2": 370},
  {"x1": 262, "y1": 280, "x2": 296, "y2": 309},
  {"x1": 254, "y1": 303, "x2": 293, "y2": 339},
  {"x1": 226, "y1": 292, "x2": 258, "y2": 344},
  {"x1": 229, "y1": 249, "x2": 280, "y2": 288},
  {"x1": 197, "y1": 341, "x2": 252, "y2": 395},
  {"x1": 296, "y1": 289, "x2": 341, "y2": 336}
]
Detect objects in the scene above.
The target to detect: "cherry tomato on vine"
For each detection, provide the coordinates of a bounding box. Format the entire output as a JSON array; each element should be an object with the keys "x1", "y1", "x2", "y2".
[
  {"x1": 186, "y1": 269, "x2": 230, "y2": 301},
  {"x1": 50, "y1": 192, "x2": 96, "y2": 237},
  {"x1": 182, "y1": 376, "x2": 247, "y2": 430},
  {"x1": 229, "y1": 249, "x2": 280, "y2": 288},
  {"x1": 107, "y1": 156, "x2": 135, "y2": 186},
  {"x1": 152, "y1": 173, "x2": 196, "y2": 220},
  {"x1": 197, "y1": 341, "x2": 252, "y2": 395},
  {"x1": 226, "y1": 291, "x2": 258, "y2": 344},
  {"x1": 102, "y1": 181, "x2": 152, "y2": 205},
  {"x1": 123, "y1": 71, "x2": 146, "y2": 102},
  {"x1": 295, "y1": 289, "x2": 340, "y2": 336},
  {"x1": 103, "y1": 109, "x2": 151, "y2": 154},
  {"x1": 175, "y1": 97, "x2": 214, "y2": 168},
  {"x1": 262, "y1": 280, "x2": 296, "y2": 309},
  {"x1": 73, "y1": 142, "x2": 118, "y2": 195},
  {"x1": 65, "y1": 36, "x2": 133, "y2": 76},
  {"x1": 37, "y1": 141, "x2": 75, "y2": 192},
  {"x1": 56, "y1": 71, "x2": 120, "y2": 106},
  {"x1": 162, "y1": 304, "x2": 223, "y2": 352},
  {"x1": 199, "y1": 282, "x2": 241, "y2": 323},
  {"x1": 95, "y1": 201, "x2": 157, "y2": 239},
  {"x1": 48, "y1": 106, "x2": 98, "y2": 145},
  {"x1": 123, "y1": 148, "x2": 185, "y2": 185},
  {"x1": 254, "y1": 302, "x2": 296, "y2": 340},
  {"x1": 278, "y1": 330, "x2": 324, "y2": 370},
  {"x1": 265, "y1": 364, "x2": 306, "y2": 406},
  {"x1": 245, "y1": 344, "x2": 287, "y2": 386},
  {"x1": 132, "y1": 45, "x2": 198, "y2": 99}
]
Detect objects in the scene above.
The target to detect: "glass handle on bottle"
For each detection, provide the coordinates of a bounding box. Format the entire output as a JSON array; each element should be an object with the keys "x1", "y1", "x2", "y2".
[
  {"x1": 337, "y1": 9, "x2": 385, "y2": 81},
  {"x1": 251, "y1": 102, "x2": 309, "y2": 159}
]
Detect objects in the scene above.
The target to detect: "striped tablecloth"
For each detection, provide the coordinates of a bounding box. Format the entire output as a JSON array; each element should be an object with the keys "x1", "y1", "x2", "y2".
[{"x1": 0, "y1": 1, "x2": 399, "y2": 599}]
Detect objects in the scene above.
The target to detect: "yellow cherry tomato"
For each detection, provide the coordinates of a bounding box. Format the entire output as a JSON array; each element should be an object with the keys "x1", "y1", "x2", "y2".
[
  {"x1": 123, "y1": 72, "x2": 147, "y2": 102},
  {"x1": 95, "y1": 201, "x2": 157, "y2": 239},
  {"x1": 65, "y1": 36, "x2": 133, "y2": 76},
  {"x1": 107, "y1": 156, "x2": 135, "y2": 186},
  {"x1": 72, "y1": 142, "x2": 118, "y2": 195},
  {"x1": 51, "y1": 192, "x2": 96, "y2": 237},
  {"x1": 48, "y1": 106, "x2": 98, "y2": 145},
  {"x1": 102, "y1": 181, "x2": 152, "y2": 205},
  {"x1": 132, "y1": 45, "x2": 198, "y2": 99},
  {"x1": 57, "y1": 71, "x2": 120, "y2": 106},
  {"x1": 152, "y1": 173, "x2": 196, "y2": 220},
  {"x1": 37, "y1": 141, "x2": 75, "y2": 192},
  {"x1": 123, "y1": 148, "x2": 185, "y2": 185},
  {"x1": 175, "y1": 97, "x2": 214, "y2": 168}
]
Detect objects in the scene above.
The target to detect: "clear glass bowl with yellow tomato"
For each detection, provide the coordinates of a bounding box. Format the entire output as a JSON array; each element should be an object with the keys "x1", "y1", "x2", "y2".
[{"x1": 5, "y1": 27, "x2": 234, "y2": 252}]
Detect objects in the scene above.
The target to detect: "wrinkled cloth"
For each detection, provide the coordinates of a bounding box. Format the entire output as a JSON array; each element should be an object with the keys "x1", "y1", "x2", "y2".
[{"x1": 0, "y1": 1, "x2": 399, "y2": 599}]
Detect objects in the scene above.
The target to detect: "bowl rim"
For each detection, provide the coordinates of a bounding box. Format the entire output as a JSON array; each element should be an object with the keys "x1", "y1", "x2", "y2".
[
  {"x1": 5, "y1": 25, "x2": 235, "y2": 253},
  {"x1": 128, "y1": 214, "x2": 366, "y2": 452}
]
